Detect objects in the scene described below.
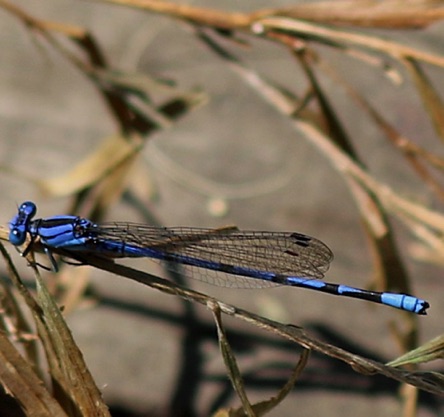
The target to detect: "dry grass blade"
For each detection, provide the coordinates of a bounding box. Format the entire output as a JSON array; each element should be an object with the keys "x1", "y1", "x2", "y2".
[
  {"x1": 33, "y1": 268, "x2": 110, "y2": 417},
  {"x1": 293, "y1": 47, "x2": 359, "y2": 159},
  {"x1": 95, "y1": 0, "x2": 444, "y2": 30},
  {"x1": 252, "y1": 1, "x2": 444, "y2": 29},
  {"x1": 254, "y1": 17, "x2": 444, "y2": 68},
  {"x1": 388, "y1": 334, "x2": 444, "y2": 367},
  {"x1": 210, "y1": 301, "x2": 255, "y2": 417},
  {"x1": 403, "y1": 58, "x2": 444, "y2": 144},
  {"x1": 94, "y1": 0, "x2": 251, "y2": 29}
]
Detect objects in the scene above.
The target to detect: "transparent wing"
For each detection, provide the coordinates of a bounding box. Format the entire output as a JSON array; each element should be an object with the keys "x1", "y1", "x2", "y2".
[{"x1": 91, "y1": 224, "x2": 333, "y2": 287}]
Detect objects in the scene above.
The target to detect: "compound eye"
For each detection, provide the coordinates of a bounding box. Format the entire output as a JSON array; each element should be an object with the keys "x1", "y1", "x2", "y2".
[
  {"x1": 9, "y1": 228, "x2": 26, "y2": 246},
  {"x1": 20, "y1": 201, "x2": 37, "y2": 218}
]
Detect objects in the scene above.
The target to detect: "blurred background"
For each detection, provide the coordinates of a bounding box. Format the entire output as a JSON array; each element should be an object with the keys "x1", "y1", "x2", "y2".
[{"x1": 0, "y1": 1, "x2": 443, "y2": 416}]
